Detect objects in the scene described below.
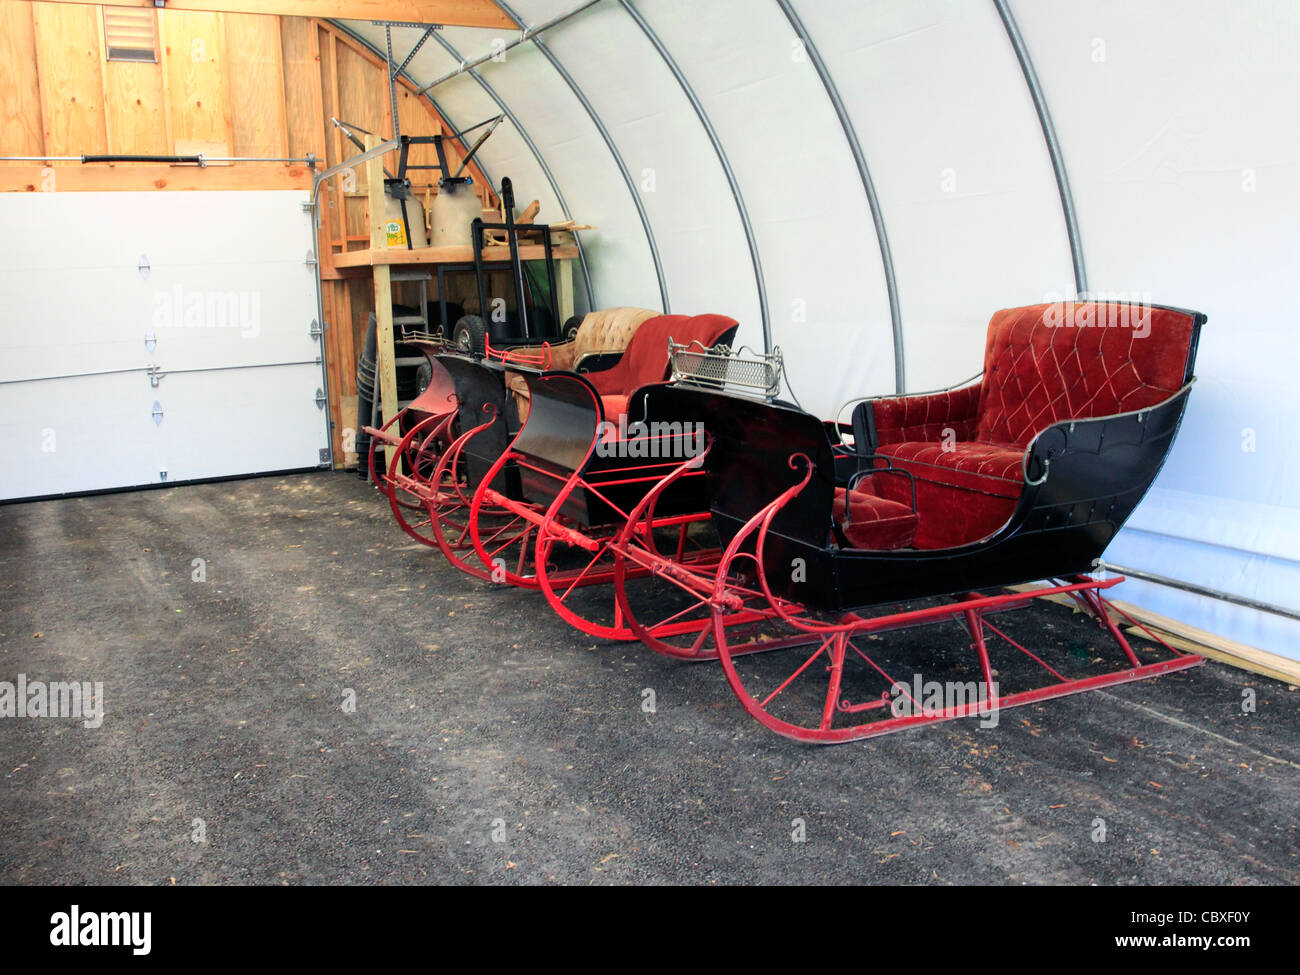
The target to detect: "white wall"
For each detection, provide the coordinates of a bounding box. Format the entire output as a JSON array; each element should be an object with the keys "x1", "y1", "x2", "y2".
[{"x1": 1012, "y1": 0, "x2": 1300, "y2": 656}]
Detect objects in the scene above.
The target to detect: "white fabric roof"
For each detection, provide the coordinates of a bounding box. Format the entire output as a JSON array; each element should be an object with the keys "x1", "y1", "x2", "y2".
[{"x1": 341, "y1": 0, "x2": 1300, "y2": 661}]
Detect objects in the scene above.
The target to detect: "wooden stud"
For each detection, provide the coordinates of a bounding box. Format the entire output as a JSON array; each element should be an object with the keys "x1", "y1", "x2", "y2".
[{"x1": 365, "y1": 133, "x2": 399, "y2": 474}]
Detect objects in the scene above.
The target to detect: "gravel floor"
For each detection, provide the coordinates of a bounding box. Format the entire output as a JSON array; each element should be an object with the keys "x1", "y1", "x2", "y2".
[{"x1": 1, "y1": 471, "x2": 1296, "y2": 885}]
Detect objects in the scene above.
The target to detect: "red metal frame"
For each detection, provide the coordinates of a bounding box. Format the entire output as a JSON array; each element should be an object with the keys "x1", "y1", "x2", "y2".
[
  {"x1": 682, "y1": 455, "x2": 1203, "y2": 744},
  {"x1": 483, "y1": 334, "x2": 553, "y2": 370},
  {"x1": 365, "y1": 408, "x2": 458, "y2": 547}
]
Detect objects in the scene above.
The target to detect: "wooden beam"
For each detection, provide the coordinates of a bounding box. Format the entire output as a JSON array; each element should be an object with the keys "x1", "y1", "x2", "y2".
[
  {"x1": 0, "y1": 163, "x2": 313, "y2": 192},
  {"x1": 332, "y1": 243, "x2": 580, "y2": 268},
  {"x1": 556, "y1": 257, "x2": 574, "y2": 323},
  {"x1": 34, "y1": 0, "x2": 517, "y2": 30}
]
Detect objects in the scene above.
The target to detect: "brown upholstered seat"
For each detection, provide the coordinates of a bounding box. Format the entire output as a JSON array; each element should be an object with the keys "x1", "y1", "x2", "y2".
[{"x1": 505, "y1": 307, "x2": 657, "y2": 421}]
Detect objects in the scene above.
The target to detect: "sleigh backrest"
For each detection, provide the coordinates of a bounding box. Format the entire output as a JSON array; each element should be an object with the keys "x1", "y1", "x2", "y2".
[{"x1": 975, "y1": 301, "x2": 1202, "y2": 448}]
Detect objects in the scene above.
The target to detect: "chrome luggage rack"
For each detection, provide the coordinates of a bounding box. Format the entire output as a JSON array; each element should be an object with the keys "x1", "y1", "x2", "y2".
[{"x1": 668, "y1": 339, "x2": 784, "y2": 401}]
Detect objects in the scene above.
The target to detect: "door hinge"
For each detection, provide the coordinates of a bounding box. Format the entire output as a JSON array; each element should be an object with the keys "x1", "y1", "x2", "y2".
[
  {"x1": 138, "y1": 254, "x2": 151, "y2": 279},
  {"x1": 151, "y1": 401, "x2": 164, "y2": 426},
  {"x1": 319, "y1": 447, "x2": 331, "y2": 466},
  {"x1": 305, "y1": 249, "x2": 317, "y2": 268},
  {"x1": 144, "y1": 329, "x2": 157, "y2": 353},
  {"x1": 309, "y1": 319, "x2": 323, "y2": 340},
  {"x1": 314, "y1": 387, "x2": 327, "y2": 410}
]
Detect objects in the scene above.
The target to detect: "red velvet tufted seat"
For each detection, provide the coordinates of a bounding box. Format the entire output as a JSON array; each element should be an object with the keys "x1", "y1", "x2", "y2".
[
  {"x1": 838, "y1": 302, "x2": 1199, "y2": 550},
  {"x1": 588, "y1": 313, "x2": 738, "y2": 420}
]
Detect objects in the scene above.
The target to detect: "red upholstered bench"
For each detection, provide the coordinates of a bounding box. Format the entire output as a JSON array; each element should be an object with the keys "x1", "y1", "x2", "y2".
[
  {"x1": 585, "y1": 313, "x2": 738, "y2": 419},
  {"x1": 832, "y1": 473, "x2": 918, "y2": 550},
  {"x1": 843, "y1": 301, "x2": 1200, "y2": 550}
]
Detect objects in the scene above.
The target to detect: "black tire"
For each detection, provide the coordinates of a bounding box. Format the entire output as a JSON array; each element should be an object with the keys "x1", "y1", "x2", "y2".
[
  {"x1": 452, "y1": 314, "x2": 489, "y2": 355},
  {"x1": 562, "y1": 315, "x2": 582, "y2": 343}
]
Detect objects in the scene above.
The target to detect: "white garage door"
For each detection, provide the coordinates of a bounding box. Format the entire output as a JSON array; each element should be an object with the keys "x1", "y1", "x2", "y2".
[{"x1": 0, "y1": 189, "x2": 331, "y2": 501}]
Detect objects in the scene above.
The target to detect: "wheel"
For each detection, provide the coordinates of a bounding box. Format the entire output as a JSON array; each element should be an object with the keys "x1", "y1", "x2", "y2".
[
  {"x1": 452, "y1": 314, "x2": 488, "y2": 355},
  {"x1": 381, "y1": 411, "x2": 456, "y2": 547},
  {"x1": 702, "y1": 469, "x2": 966, "y2": 744},
  {"x1": 606, "y1": 454, "x2": 777, "y2": 659},
  {"x1": 432, "y1": 417, "x2": 540, "y2": 585},
  {"x1": 530, "y1": 458, "x2": 721, "y2": 644},
  {"x1": 562, "y1": 315, "x2": 582, "y2": 343}
]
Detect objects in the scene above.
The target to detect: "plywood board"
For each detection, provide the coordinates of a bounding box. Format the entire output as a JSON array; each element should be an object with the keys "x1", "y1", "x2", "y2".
[
  {"x1": 279, "y1": 16, "x2": 322, "y2": 162},
  {"x1": 159, "y1": 8, "x2": 232, "y2": 149},
  {"x1": 32, "y1": 1, "x2": 108, "y2": 156},
  {"x1": 224, "y1": 12, "x2": 287, "y2": 157},
  {"x1": 0, "y1": 3, "x2": 46, "y2": 156},
  {"x1": 102, "y1": 56, "x2": 169, "y2": 156}
]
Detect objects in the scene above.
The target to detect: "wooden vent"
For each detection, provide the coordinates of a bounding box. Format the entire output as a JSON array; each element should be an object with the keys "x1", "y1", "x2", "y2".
[{"x1": 104, "y1": 8, "x2": 158, "y2": 63}]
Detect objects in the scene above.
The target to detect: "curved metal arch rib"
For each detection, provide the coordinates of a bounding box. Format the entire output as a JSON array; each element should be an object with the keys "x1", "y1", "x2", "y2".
[
  {"x1": 428, "y1": 30, "x2": 597, "y2": 312},
  {"x1": 616, "y1": 0, "x2": 772, "y2": 351},
  {"x1": 494, "y1": 0, "x2": 671, "y2": 314},
  {"x1": 992, "y1": 0, "x2": 1088, "y2": 296},
  {"x1": 775, "y1": 0, "x2": 905, "y2": 393}
]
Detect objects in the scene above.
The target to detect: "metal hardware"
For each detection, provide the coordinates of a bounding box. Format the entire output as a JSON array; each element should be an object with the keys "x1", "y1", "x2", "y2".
[
  {"x1": 414, "y1": 0, "x2": 601, "y2": 96},
  {"x1": 319, "y1": 447, "x2": 332, "y2": 466},
  {"x1": 669, "y1": 340, "x2": 784, "y2": 400},
  {"x1": 305, "y1": 249, "x2": 317, "y2": 268},
  {"x1": 1096, "y1": 560, "x2": 1300, "y2": 624},
  {"x1": 138, "y1": 254, "x2": 150, "y2": 279},
  {"x1": 151, "y1": 401, "x2": 164, "y2": 425},
  {"x1": 314, "y1": 388, "x2": 327, "y2": 410},
  {"x1": 147, "y1": 364, "x2": 165, "y2": 388},
  {"x1": 309, "y1": 319, "x2": 323, "y2": 340},
  {"x1": 145, "y1": 329, "x2": 157, "y2": 353}
]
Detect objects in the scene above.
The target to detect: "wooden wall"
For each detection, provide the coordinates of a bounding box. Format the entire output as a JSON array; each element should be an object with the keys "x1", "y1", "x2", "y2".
[{"x1": 0, "y1": 2, "x2": 495, "y2": 466}]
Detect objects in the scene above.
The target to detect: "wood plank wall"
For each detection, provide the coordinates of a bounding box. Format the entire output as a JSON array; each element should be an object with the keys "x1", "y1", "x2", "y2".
[{"x1": 0, "y1": 2, "x2": 497, "y2": 466}]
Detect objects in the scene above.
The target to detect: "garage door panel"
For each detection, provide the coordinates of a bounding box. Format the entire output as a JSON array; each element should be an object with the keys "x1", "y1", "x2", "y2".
[
  {"x1": 0, "y1": 372, "x2": 163, "y2": 499},
  {"x1": 0, "y1": 190, "x2": 329, "y2": 501},
  {"x1": 0, "y1": 263, "x2": 320, "y2": 380},
  {"x1": 140, "y1": 264, "x2": 320, "y2": 370},
  {"x1": 0, "y1": 266, "x2": 153, "y2": 379},
  {"x1": 0, "y1": 192, "x2": 318, "y2": 271},
  {"x1": 154, "y1": 364, "x2": 327, "y2": 482}
]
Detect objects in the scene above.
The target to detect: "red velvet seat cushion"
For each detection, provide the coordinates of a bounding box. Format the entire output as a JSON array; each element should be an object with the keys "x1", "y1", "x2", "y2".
[
  {"x1": 832, "y1": 478, "x2": 918, "y2": 550},
  {"x1": 600, "y1": 394, "x2": 630, "y2": 421},
  {"x1": 873, "y1": 442, "x2": 1023, "y2": 550}
]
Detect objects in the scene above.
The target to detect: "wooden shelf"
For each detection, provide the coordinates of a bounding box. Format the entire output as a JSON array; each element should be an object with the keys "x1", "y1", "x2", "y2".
[{"x1": 333, "y1": 243, "x2": 580, "y2": 269}]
